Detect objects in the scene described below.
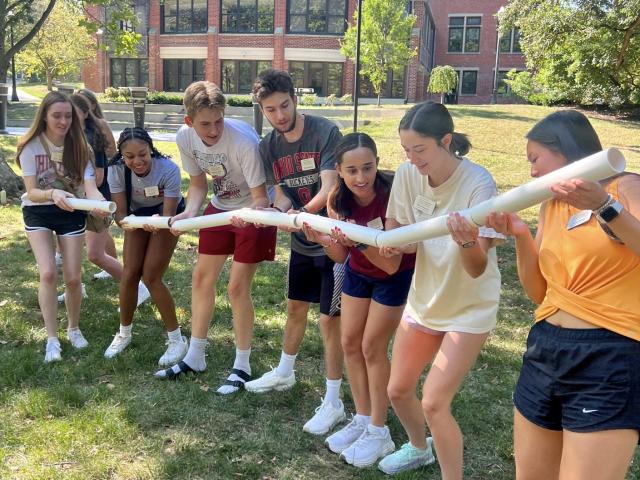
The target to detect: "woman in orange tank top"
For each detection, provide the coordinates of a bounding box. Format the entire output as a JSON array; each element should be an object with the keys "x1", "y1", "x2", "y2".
[{"x1": 486, "y1": 110, "x2": 640, "y2": 480}]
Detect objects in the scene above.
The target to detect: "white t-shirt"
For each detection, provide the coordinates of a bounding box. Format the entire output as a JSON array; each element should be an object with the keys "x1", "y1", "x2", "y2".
[
  {"x1": 19, "y1": 136, "x2": 95, "y2": 207},
  {"x1": 387, "y1": 159, "x2": 502, "y2": 333},
  {"x1": 108, "y1": 155, "x2": 182, "y2": 211},
  {"x1": 176, "y1": 118, "x2": 265, "y2": 211}
]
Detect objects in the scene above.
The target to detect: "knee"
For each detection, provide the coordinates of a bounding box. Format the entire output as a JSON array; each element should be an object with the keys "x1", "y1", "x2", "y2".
[
  {"x1": 191, "y1": 267, "x2": 212, "y2": 291},
  {"x1": 121, "y1": 268, "x2": 141, "y2": 286},
  {"x1": 64, "y1": 275, "x2": 82, "y2": 290},
  {"x1": 362, "y1": 338, "x2": 386, "y2": 365},
  {"x1": 341, "y1": 333, "x2": 362, "y2": 357},
  {"x1": 421, "y1": 393, "x2": 449, "y2": 422},
  {"x1": 287, "y1": 301, "x2": 308, "y2": 321},
  {"x1": 141, "y1": 272, "x2": 161, "y2": 288},
  {"x1": 227, "y1": 280, "x2": 249, "y2": 302},
  {"x1": 86, "y1": 245, "x2": 102, "y2": 265},
  {"x1": 40, "y1": 268, "x2": 57, "y2": 286},
  {"x1": 387, "y1": 381, "x2": 411, "y2": 405}
]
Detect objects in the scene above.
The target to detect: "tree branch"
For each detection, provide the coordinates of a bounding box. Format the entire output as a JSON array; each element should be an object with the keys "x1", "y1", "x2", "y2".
[
  {"x1": 616, "y1": 15, "x2": 640, "y2": 68},
  {"x1": 7, "y1": 0, "x2": 57, "y2": 59}
]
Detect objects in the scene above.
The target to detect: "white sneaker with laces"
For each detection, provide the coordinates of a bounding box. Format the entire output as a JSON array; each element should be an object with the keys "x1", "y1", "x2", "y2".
[
  {"x1": 303, "y1": 398, "x2": 346, "y2": 435},
  {"x1": 68, "y1": 329, "x2": 89, "y2": 349},
  {"x1": 58, "y1": 283, "x2": 88, "y2": 303},
  {"x1": 104, "y1": 333, "x2": 132, "y2": 358},
  {"x1": 341, "y1": 424, "x2": 395, "y2": 468},
  {"x1": 45, "y1": 341, "x2": 62, "y2": 363},
  {"x1": 245, "y1": 367, "x2": 296, "y2": 393},
  {"x1": 137, "y1": 282, "x2": 151, "y2": 307},
  {"x1": 93, "y1": 270, "x2": 112, "y2": 280},
  {"x1": 325, "y1": 415, "x2": 369, "y2": 454},
  {"x1": 158, "y1": 336, "x2": 189, "y2": 366}
]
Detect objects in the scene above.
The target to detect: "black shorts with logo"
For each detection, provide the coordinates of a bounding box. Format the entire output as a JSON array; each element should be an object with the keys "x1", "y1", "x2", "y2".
[
  {"x1": 287, "y1": 250, "x2": 343, "y2": 316},
  {"x1": 514, "y1": 320, "x2": 640, "y2": 435},
  {"x1": 23, "y1": 205, "x2": 86, "y2": 236}
]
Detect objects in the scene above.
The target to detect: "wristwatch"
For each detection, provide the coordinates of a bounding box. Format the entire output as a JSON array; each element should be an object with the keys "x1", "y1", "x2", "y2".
[{"x1": 597, "y1": 200, "x2": 623, "y2": 223}]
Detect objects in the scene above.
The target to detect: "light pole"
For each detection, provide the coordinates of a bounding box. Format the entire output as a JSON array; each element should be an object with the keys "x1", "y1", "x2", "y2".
[
  {"x1": 490, "y1": 6, "x2": 505, "y2": 105},
  {"x1": 352, "y1": 0, "x2": 363, "y2": 132},
  {"x1": 10, "y1": 24, "x2": 18, "y2": 102}
]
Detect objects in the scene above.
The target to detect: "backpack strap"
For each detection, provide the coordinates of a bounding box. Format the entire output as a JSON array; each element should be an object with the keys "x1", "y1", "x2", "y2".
[{"x1": 125, "y1": 166, "x2": 133, "y2": 215}]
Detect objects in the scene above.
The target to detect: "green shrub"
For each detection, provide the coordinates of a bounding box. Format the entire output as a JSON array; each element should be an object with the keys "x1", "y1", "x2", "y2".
[
  {"x1": 324, "y1": 94, "x2": 337, "y2": 106},
  {"x1": 300, "y1": 93, "x2": 318, "y2": 106},
  {"x1": 147, "y1": 91, "x2": 183, "y2": 105},
  {"x1": 227, "y1": 95, "x2": 253, "y2": 107},
  {"x1": 102, "y1": 87, "x2": 130, "y2": 102},
  {"x1": 339, "y1": 93, "x2": 353, "y2": 105}
]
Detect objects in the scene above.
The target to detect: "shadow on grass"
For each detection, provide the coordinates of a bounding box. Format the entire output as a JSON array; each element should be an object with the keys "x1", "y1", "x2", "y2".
[{"x1": 449, "y1": 108, "x2": 538, "y2": 123}]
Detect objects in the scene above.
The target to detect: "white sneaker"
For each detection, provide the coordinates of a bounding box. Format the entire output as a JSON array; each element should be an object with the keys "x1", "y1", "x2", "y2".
[
  {"x1": 104, "y1": 333, "x2": 132, "y2": 358},
  {"x1": 44, "y1": 341, "x2": 62, "y2": 363},
  {"x1": 303, "y1": 398, "x2": 346, "y2": 435},
  {"x1": 93, "y1": 269, "x2": 112, "y2": 280},
  {"x1": 325, "y1": 415, "x2": 369, "y2": 454},
  {"x1": 158, "y1": 336, "x2": 189, "y2": 366},
  {"x1": 58, "y1": 283, "x2": 88, "y2": 303},
  {"x1": 137, "y1": 282, "x2": 151, "y2": 307},
  {"x1": 68, "y1": 329, "x2": 89, "y2": 349},
  {"x1": 245, "y1": 367, "x2": 296, "y2": 393},
  {"x1": 55, "y1": 253, "x2": 63, "y2": 268},
  {"x1": 341, "y1": 424, "x2": 395, "y2": 468}
]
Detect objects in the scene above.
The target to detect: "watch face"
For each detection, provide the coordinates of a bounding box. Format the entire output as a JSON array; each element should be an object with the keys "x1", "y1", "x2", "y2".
[{"x1": 600, "y1": 201, "x2": 622, "y2": 222}]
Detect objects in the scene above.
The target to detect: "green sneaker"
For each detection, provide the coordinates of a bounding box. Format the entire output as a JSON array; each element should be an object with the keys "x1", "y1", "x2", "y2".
[{"x1": 378, "y1": 437, "x2": 435, "y2": 475}]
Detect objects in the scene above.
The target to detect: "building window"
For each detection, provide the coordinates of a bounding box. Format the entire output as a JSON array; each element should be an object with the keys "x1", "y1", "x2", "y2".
[
  {"x1": 110, "y1": 58, "x2": 148, "y2": 87},
  {"x1": 458, "y1": 70, "x2": 477, "y2": 95},
  {"x1": 497, "y1": 69, "x2": 524, "y2": 94},
  {"x1": 221, "y1": 60, "x2": 272, "y2": 93},
  {"x1": 448, "y1": 16, "x2": 481, "y2": 53},
  {"x1": 162, "y1": 0, "x2": 207, "y2": 34},
  {"x1": 288, "y1": 61, "x2": 343, "y2": 96},
  {"x1": 288, "y1": 0, "x2": 347, "y2": 34},
  {"x1": 359, "y1": 69, "x2": 406, "y2": 99},
  {"x1": 221, "y1": 0, "x2": 274, "y2": 33},
  {"x1": 163, "y1": 59, "x2": 205, "y2": 91},
  {"x1": 499, "y1": 27, "x2": 522, "y2": 53}
]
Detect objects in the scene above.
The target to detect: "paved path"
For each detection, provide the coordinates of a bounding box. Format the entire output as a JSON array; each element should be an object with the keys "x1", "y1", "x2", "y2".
[
  {"x1": 5, "y1": 126, "x2": 178, "y2": 142},
  {"x1": 11, "y1": 87, "x2": 41, "y2": 103}
]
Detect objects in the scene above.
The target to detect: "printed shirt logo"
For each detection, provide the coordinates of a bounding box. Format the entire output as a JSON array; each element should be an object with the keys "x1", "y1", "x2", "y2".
[
  {"x1": 194, "y1": 149, "x2": 241, "y2": 200},
  {"x1": 35, "y1": 154, "x2": 70, "y2": 190}
]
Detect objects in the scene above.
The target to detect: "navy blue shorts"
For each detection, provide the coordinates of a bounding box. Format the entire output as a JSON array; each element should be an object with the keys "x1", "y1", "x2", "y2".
[
  {"x1": 287, "y1": 250, "x2": 343, "y2": 317},
  {"x1": 23, "y1": 205, "x2": 86, "y2": 236},
  {"x1": 343, "y1": 264, "x2": 414, "y2": 307},
  {"x1": 514, "y1": 320, "x2": 640, "y2": 434}
]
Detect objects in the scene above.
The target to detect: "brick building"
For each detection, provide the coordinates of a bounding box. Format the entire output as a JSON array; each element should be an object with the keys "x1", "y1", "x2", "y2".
[{"x1": 83, "y1": 0, "x2": 525, "y2": 104}]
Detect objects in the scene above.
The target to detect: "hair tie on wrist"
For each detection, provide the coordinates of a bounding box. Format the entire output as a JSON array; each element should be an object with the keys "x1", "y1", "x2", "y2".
[{"x1": 461, "y1": 240, "x2": 476, "y2": 249}]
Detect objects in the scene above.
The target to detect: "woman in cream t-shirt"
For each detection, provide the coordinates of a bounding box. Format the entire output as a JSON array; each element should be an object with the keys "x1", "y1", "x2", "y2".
[{"x1": 377, "y1": 102, "x2": 502, "y2": 478}]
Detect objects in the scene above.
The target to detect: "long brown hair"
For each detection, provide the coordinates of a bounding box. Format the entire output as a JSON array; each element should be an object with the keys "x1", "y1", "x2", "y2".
[
  {"x1": 70, "y1": 93, "x2": 107, "y2": 154},
  {"x1": 77, "y1": 88, "x2": 104, "y2": 119},
  {"x1": 17, "y1": 91, "x2": 90, "y2": 187}
]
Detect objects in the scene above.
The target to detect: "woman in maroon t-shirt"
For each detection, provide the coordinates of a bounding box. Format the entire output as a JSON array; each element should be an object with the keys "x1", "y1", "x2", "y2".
[{"x1": 302, "y1": 132, "x2": 415, "y2": 467}]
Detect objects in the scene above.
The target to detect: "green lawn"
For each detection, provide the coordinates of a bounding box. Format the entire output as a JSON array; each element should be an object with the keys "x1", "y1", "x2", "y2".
[
  {"x1": 1, "y1": 104, "x2": 639, "y2": 479},
  {"x1": 18, "y1": 83, "x2": 85, "y2": 100}
]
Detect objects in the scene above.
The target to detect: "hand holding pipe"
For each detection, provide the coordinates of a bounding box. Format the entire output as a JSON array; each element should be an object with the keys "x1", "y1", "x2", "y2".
[{"x1": 65, "y1": 198, "x2": 117, "y2": 213}]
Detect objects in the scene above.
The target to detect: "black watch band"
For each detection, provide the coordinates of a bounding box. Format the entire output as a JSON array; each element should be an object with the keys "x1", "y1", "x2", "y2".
[{"x1": 598, "y1": 200, "x2": 623, "y2": 223}]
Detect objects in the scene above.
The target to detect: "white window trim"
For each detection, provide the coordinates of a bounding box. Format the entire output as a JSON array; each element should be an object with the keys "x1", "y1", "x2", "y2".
[
  {"x1": 159, "y1": 47, "x2": 207, "y2": 59},
  {"x1": 218, "y1": 47, "x2": 274, "y2": 60},
  {"x1": 284, "y1": 48, "x2": 346, "y2": 62}
]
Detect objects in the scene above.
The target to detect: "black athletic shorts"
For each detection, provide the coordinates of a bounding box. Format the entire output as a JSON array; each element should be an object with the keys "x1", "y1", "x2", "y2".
[
  {"x1": 514, "y1": 320, "x2": 640, "y2": 435},
  {"x1": 287, "y1": 250, "x2": 343, "y2": 316},
  {"x1": 23, "y1": 205, "x2": 86, "y2": 236}
]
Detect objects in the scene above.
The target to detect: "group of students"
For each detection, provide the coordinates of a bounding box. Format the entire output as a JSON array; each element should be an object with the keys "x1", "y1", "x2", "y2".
[{"x1": 18, "y1": 69, "x2": 640, "y2": 479}]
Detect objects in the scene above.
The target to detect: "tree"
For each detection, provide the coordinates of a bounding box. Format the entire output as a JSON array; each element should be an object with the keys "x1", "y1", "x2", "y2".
[
  {"x1": 17, "y1": 2, "x2": 94, "y2": 90},
  {"x1": 500, "y1": 0, "x2": 640, "y2": 106},
  {"x1": 341, "y1": 0, "x2": 416, "y2": 106},
  {"x1": 427, "y1": 65, "x2": 458, "y2": 104}
]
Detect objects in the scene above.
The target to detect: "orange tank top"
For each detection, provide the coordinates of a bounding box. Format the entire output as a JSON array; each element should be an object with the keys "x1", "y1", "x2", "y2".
[{"x1": 535, "y1": 176, "x2": 640, "y2": 340}]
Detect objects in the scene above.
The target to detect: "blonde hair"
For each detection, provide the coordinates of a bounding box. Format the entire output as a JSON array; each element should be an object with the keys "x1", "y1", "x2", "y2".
[
  {"x1": 183, "y1": 81, "x2": 226, "y2": 118},
  {"x1": 17, "y1": 91, "x2": 89, "y2": 187}
]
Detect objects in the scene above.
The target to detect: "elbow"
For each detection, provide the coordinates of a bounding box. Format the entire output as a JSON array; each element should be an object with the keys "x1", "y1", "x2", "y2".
[{"x1": 527, "y1": 291, "x2": 546, "y2": 305}]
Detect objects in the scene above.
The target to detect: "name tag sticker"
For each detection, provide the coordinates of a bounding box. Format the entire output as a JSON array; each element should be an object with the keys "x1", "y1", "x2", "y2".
[
  {"x1": 567, "y1": 210, "x2": 592, "y2": 230},
  {"x1": 301, "y1": 158, "x2": 316, "y2": 171},
  {"x1": 414, "y1": 195, "x2": 436, "y2": 215},
  {"x1": 367, "y1": 217, "x2": 384, "y2": 230},
  {"x1": 209, "y1": 163, "x2": 226, "y2": 178},
  {"x1": 50, "y1": 152, "x2": 63, "y2": 163},
  {"x1": 144, "y1": 185, "x2": 160, "y2": 197}
]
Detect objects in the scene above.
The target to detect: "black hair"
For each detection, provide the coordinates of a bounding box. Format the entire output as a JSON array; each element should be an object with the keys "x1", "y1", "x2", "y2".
[
  {"x1": 252, "y1": 69, "x2": 296, "y2": 103},
  {"x1": 70, "y1": 93, "x2": 107, "y2": 154},
  {"x1": 329, "y1": 132, "x2": 392, "y2": 219},
  {"x1": 110, "y1": 127, "x2": 166, "y2": 165},
  {"x1": 399, "y1": 101, "x2": 471, "y2": 156},
  {"x1": 526, "y1": 110, "x2": 602, "y2": 163}
]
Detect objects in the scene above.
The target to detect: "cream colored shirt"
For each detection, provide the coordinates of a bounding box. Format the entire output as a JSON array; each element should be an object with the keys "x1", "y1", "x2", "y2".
[{"x1": 387, "y1": 159, "x2": 502, "y2": 333}]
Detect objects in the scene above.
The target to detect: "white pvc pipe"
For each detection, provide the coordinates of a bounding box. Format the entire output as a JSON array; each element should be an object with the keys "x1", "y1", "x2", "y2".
[
  {"x1": 121, "y1": 216, "x2": 171, "y2": 229},
  {"x1": 235, "y1": 208, "x2": 298, "y2": 228},
  {"x1": 65, "y1": 198, "x2": 116, "y2": 213},
  {"x1": 377, "y1": 148, "x2": 626, "y2": 247},
  {"x1": 294, "y1": 212, "x2": 381, "y2": 246},
  {"x1": 171, "y1": 210, "x2": 237, "y2": 232}
]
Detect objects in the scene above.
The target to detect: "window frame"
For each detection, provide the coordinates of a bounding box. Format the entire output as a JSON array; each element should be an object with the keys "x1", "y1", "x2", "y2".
[
  {"x1": 447, "y1": 15, "x2": 482, "y2": 54},
  {"x1": 220, "y1": 0, "x2": 275, "y2": 33},
  {"x1": 110, "y1": 58, "x2": 148, "y2": 88},
  {"x1": 453, "y1": 68, "x2": 478, "y2": 96},
  {"x1": 499, "y1": 27, "x2": 522, "y2": 54},
  {"x1": 163, "y1": 59, "x2": 206, "y2": 92},
  {"x1": 288, "y1": 61, "x2": 344, "y2": 96},
  {"x1": 161, "y1": 0, "x2": 208, "y2": 34},
  {"x1": 220, "y1": 60, "x2": 273, "y2": 93},
  {"x1": 286, "y1": 0, "x2": 348, "y2": 35}
]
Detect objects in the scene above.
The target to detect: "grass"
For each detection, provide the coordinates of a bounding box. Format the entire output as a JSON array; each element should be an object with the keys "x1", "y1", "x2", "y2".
[
  {"x1": 18, "y1": 83, "x2": 85, "y2": 100},
  {"x1": 1, "y1": 104, "x2": 640, "y2": 479}
]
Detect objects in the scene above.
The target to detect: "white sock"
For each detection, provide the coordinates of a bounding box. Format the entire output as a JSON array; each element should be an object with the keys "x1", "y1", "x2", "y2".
[
  {"x1": 47, "y1": 337, "x2": 60, "y2": 346},
  {"x1": 325, "y1": 378, "x2": 342, "y2": 407},
  {"x1": 167, "y1": 327, "x2": 182, "y2": 342},
  {"x1": 276, "y1": 351, "x2": 297, "y2": 378},
  {"x1": 368, "y1": 423, "x2": 387, "y2": 434},
  {"x1": 119, "y1": 324, "x2": 132, "y2": 338},
  {"x1": 173, "y1": 336, "x2": 206, "y2": 373},
  {"x1": 233, "y1": 348, "x2": 251, "y2": 374},
  {"x1": 354, "y1": 413, "x2": 371, "y2": 425}
]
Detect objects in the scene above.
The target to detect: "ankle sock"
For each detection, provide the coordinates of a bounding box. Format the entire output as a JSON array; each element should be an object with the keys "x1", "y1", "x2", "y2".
[
  {"x1": 276, "y1": 351, "x2": 297, "y2": 378},
  {"x1": 119, "y1": 324, "x2": 132, "y2": 338},
  {"x1": 167, "y1": 327, "x2": 182, "y2": 342},
  {"x1": 354, "y1": 413, "x2": 371, "y2": 425},
  {"x1": 325, "y1": 378, "x2": 342, "y2": 408},
  {"x1": 47, "y1": 337, "x2": 60, "y2": 347},
  {"x1": 233, "y1": 347, "x2": 251, "y2": 374},
  {"x1": 368, "y1": 423, "x2": 387, "y2": 434},
  {"x1": 176, "y1": 336, "x2": 207, "y2": 373}
]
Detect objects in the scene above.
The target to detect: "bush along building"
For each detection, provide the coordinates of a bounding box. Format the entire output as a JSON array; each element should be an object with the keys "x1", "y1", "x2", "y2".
[{"x1": 83, "y1": 0, "x2": 525, "y2": 104}]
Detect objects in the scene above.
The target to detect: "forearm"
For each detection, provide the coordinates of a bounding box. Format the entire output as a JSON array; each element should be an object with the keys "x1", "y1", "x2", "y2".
[
  {"x1": 514, "y1": 233, "x2": 547, "y2": 304},
  {"x1": 361, "y1": 246, "x2": 403, "y2": 275},
  {"x1": 605, "y1": 210, "x2": 640, "y2": 257},
  {"x1": 27, "y1": 187, "x2": 54, "y2": 203},
  {"x1": 459, "y1": 243, "x2": 488, "y2": 278},
  {"x1": 184, "y1": 184, "x2": 208, "y2": 216}
]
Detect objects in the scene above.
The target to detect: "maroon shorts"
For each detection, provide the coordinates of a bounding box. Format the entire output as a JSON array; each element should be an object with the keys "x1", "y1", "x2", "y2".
[{"x1": 198, "y1": 204, "x2": 277, "y2": 264}]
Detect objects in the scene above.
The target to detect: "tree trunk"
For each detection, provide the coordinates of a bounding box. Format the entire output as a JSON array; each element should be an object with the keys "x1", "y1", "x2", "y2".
[
  {"x1": 377, "y1": 93, "x2": 381, "y2": 107},
  {"x1": 0, "y1": 155, "x2": 25, "y2": 200},
  {"x1": 46, "y1": 72, "x2": 53, "y2": 91}
]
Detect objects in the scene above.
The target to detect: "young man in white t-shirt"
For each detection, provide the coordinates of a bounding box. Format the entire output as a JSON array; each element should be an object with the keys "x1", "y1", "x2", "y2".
[{"x1": 155, "y1": 81, "x2": 276, "y2": 396}]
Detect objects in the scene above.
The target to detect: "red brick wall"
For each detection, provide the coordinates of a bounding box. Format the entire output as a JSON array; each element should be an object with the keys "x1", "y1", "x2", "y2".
[{"x1": 427, "y1": 0, "x2": 526, "y2": 104}]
